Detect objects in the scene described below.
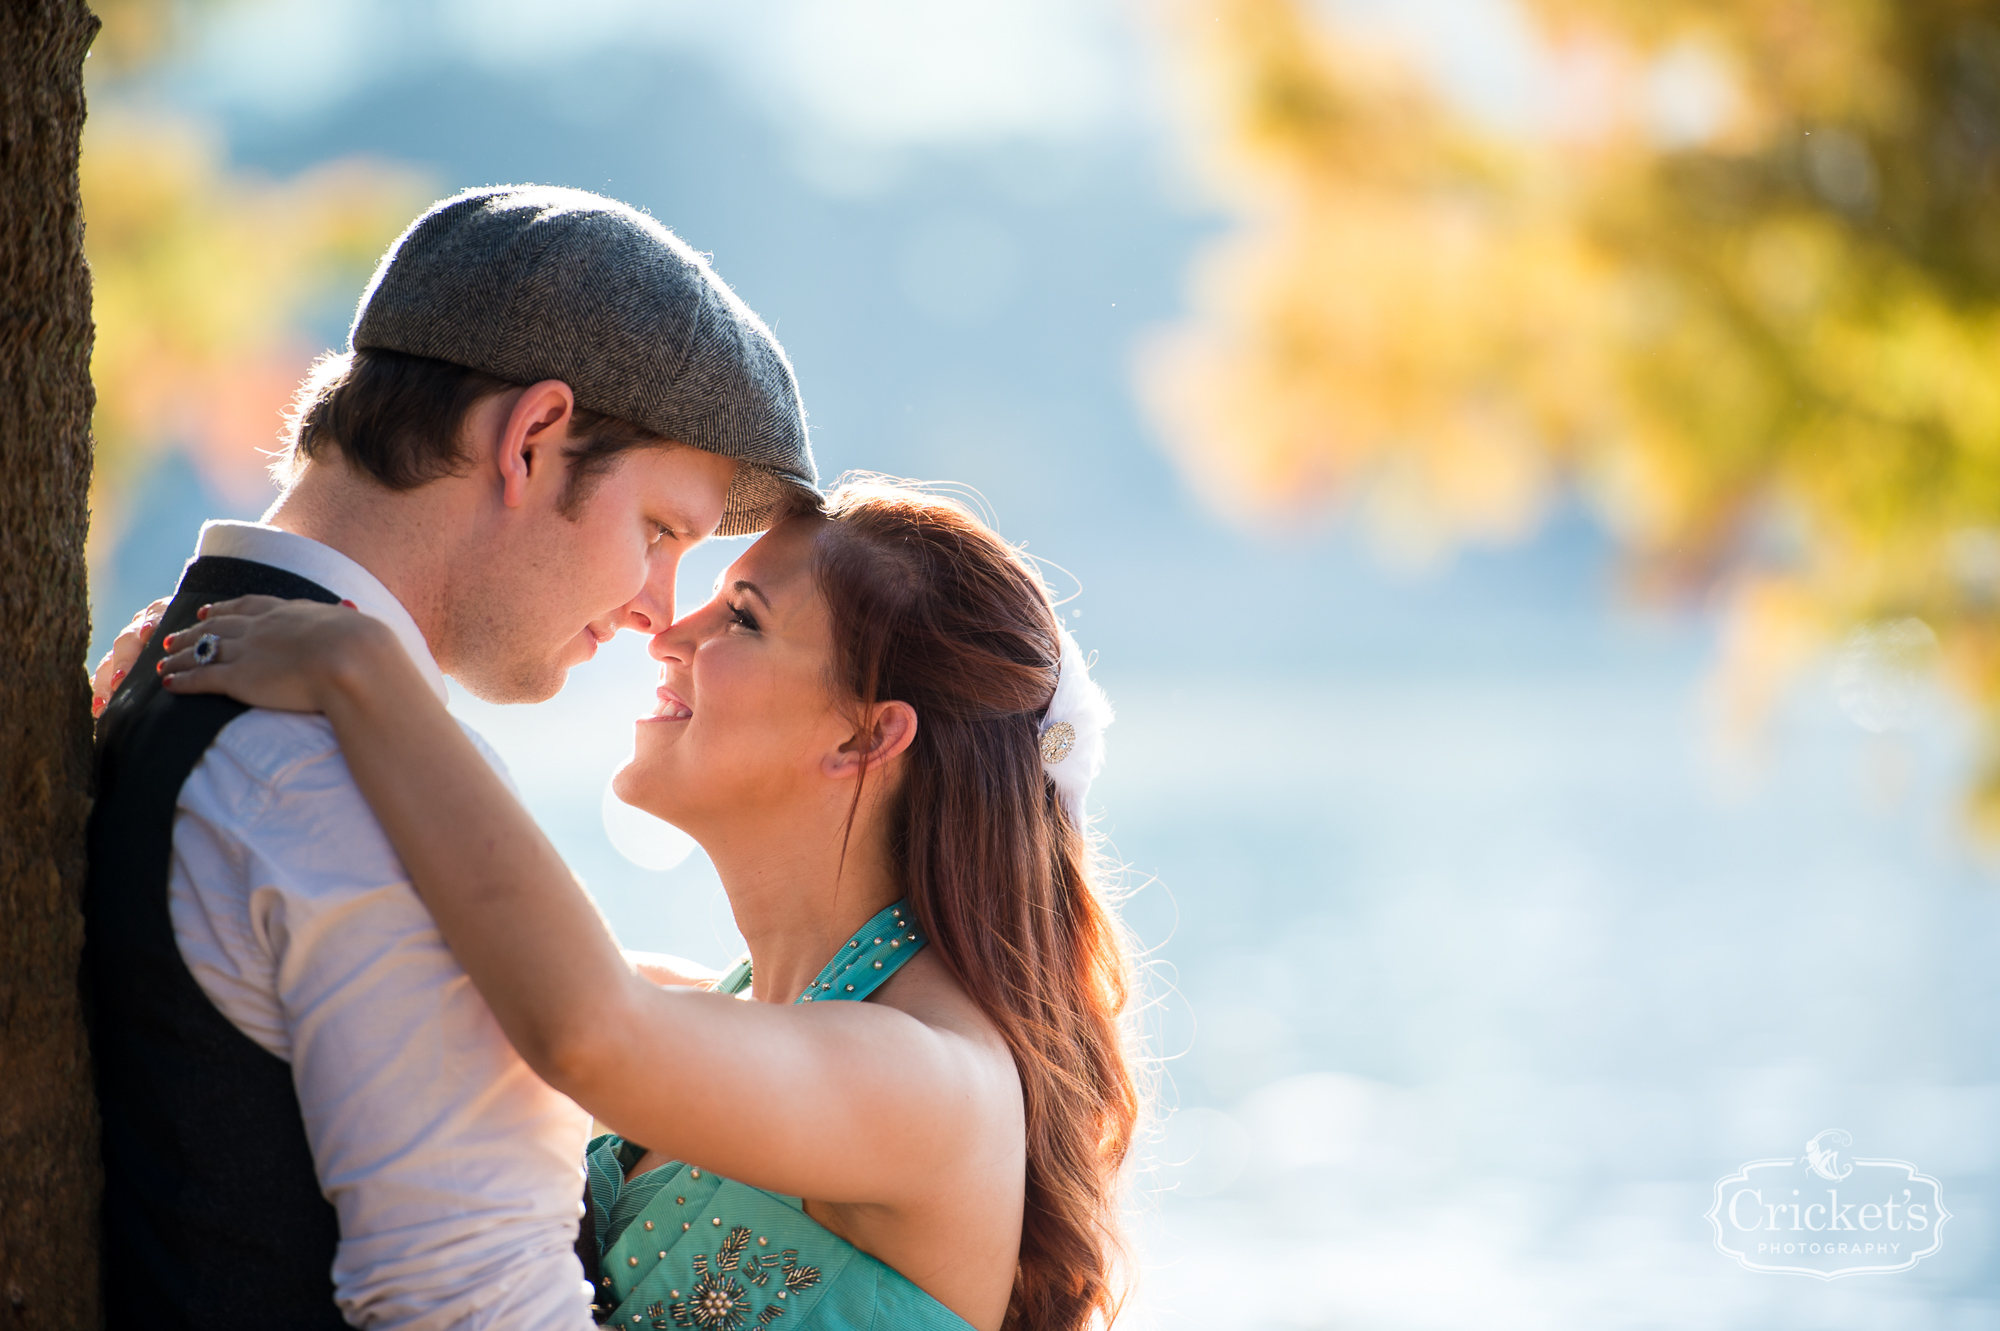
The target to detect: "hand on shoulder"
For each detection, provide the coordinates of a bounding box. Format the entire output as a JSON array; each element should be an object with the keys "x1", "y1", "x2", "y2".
[
  {"x1": 158, "y1": 595, "x2": 403, "y2": 715},
  {"x1": 92, "y1": 596, "x2": 169, "y2": 717}
]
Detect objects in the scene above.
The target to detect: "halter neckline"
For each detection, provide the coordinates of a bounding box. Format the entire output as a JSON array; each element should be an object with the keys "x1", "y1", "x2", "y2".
[{"x1": 712, "y1": 900, "x2": 926, "y2": 1005}]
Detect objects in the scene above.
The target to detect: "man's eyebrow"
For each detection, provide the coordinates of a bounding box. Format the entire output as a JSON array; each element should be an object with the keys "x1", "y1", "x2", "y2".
[{"x1": 732, "y1": 579, "x2": 772, "y2": 609}]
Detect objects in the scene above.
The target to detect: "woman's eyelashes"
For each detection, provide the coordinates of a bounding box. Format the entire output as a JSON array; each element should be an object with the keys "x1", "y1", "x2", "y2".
[{"x1": 727, "y1": 601, "x2": 761, "y2": 632}]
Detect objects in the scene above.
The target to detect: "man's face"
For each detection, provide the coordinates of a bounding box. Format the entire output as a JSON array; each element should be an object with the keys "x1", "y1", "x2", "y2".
[{"x1": 444, "y1": 444, "x2": 738, "y2": 704}]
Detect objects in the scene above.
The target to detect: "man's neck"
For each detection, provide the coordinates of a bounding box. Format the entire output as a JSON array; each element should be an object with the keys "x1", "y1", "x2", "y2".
[{"x1": 261, "y1": 462, "x2": 457, "y2": 661}]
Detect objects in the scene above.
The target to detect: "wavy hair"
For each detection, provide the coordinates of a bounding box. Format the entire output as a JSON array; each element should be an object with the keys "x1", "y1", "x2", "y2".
[{"x1": 813, "y1": 480, "x2": 1139, "y2": 1331}]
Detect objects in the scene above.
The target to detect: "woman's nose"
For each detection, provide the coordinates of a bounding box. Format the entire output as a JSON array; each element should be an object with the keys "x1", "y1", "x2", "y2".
[
  {"x1": 649, "y1": 596, "x2": 723, "y2": 661},
  {"x1": 648, "y1": 622, "x2": 692, "y2": 663}
]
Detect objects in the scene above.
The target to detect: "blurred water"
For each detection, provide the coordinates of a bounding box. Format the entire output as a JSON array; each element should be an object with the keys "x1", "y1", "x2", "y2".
[{"x1": 91, "y1": 5, "x2": 2000, "y2": 1324}]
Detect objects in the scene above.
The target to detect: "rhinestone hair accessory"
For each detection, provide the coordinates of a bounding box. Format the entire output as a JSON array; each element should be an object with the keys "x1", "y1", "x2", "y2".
[{"x1": 1039, "y1": 627, "x2": 1112, "y2": 826}]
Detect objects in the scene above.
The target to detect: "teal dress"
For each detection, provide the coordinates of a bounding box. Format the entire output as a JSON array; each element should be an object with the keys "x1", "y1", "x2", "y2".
[{"x1": 582, "y1": 902, "x2": 973, "y2": 1331}]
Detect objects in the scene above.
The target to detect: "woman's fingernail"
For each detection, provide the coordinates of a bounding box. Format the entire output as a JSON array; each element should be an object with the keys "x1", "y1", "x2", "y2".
[
  {"x1": 92, "y1": 696, "x2": 105, "y2": 716},
  {"x1": 196, "y1": 605, "x2": 209, "y2": 620},
  {"x1": 160, "y1": 674, "x2": 174, "y2": 690},
  {"x1": 112, "y1": 668, "x2": 126, "y2": 682},
  {"x1": 341, "y1": 599, "x2": 357, "y2": 609},
  {"x1": 155, "y1": 659, "x2": 165, "y2": 674}
]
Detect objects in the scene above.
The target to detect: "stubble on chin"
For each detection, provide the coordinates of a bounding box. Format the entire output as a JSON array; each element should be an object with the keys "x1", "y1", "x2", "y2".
[
  {"x1": 436, "y1": 605, "x2": 571, "y2": 705},
  {"x1": 455, "y1": 659, "x2": 568, "y2": 705}
]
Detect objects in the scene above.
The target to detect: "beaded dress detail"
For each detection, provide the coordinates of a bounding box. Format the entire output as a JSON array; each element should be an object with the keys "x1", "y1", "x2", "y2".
[{"x1": 582, "y1": 902, "x2": 969, "y2": 1330}]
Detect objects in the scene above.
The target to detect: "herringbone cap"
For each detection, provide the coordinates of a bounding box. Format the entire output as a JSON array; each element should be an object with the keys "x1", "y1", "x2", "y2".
[{"x1": 351, "y1": 185, "x2": 815, "y2": 536}]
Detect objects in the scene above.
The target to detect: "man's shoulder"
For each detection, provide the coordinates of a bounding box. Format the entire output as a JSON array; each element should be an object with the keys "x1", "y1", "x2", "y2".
[
  {"x1": 202, "y1": 706, "x2": 514, "y2": 795},
  {"x1": 205, "y1": 708, "x2": 347, "y2": 794}
]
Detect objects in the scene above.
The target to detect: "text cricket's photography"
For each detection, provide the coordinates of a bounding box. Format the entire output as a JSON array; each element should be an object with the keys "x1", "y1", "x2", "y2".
[
  {"x1": 1708, "y1": 1129, "x2": 1951, "y2": 1280},
  {"x1": 7, "y1": 1, "x2": 2000, "y2": 1329}
]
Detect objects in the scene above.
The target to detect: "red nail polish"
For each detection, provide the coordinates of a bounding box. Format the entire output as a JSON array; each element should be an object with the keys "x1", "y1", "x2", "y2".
[
  {"x1": 341, "y1": 599, "x2": 358, "y2": 609},
  {"x1": 155, "y1": 660, "x2": 165, "y2": 674},
  {"x1": 196, "y1": 606, "x2": 208, "y2": 620},
  {"x1": 113, "y1": 668, "x2": 126, "y2": 682}
]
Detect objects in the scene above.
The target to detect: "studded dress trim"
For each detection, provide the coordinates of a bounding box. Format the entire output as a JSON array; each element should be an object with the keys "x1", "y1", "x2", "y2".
[
  {"x1": 709, "y1": 901, "x2": 925, "y2": 1005},
  {"x1": 586, "y1": 903, "x2": 966, "y2": 1330}
]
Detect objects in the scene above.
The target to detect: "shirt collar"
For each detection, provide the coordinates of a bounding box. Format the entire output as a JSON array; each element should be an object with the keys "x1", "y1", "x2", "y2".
[{"x1": 194, "y1": 521, "x2": 449, "y2": 704}]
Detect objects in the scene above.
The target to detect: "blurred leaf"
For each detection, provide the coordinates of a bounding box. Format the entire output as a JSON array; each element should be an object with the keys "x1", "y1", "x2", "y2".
[
  {"x1": 83, "y1": 111, "x2": 427, "y2": 543},
  {"x1": 87, "y1": 0, "x2": 184, "y2": 75},
  {"x1": 1147, "y1": 0, "x2": 2000, "y2": 826},
  {"x1": 80, "y1": 0, "x2": 430, "y2": 555}
]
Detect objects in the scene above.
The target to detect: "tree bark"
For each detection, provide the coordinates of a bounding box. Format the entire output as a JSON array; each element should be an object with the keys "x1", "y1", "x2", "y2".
[{"x1": 0, "y1": 3, "x2": 103, "y2": 1327}]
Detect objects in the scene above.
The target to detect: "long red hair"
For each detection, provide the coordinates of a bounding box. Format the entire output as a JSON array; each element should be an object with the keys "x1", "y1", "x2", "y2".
[{"x1": 813, "y1": 480, "x2": 1140, "y2": 1331}]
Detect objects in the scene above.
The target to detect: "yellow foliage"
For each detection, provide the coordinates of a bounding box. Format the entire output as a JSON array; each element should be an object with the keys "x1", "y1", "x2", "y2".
[
  {"x1": 1141, "y1": 0, "x2": 1620, "y2": 563},
  {"x1": 85, "y1": 0, "x2": 180, "y2": 75},
  {"x1": 1147, "y1": 0, "x2": 2000, "y2": 821},
  {"x1": 81, "y1": 111, "x2": 427, "y2": 552}
]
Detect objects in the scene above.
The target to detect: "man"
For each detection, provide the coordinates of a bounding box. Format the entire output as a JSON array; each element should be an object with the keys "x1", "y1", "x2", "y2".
[{"x1": 84, "y1": 185, "x2": 815, "y2": 1330}]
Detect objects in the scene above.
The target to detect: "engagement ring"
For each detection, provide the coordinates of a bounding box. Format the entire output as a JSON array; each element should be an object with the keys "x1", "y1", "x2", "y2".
[{"x1": 192, "y1": 633, "x2": 221, "y2": 666}]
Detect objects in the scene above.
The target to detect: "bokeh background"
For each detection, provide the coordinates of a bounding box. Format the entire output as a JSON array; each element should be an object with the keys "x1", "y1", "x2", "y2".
[{"x1": 84, "y1": 1, "x2": 2000, "y2": 1325}]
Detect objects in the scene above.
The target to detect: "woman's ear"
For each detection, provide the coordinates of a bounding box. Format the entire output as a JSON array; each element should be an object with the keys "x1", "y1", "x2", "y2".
[
  {"x1": 823, "y1": 700, "x2": 919, "y2": 780},
  {"x1": 497, "y1": 380, "x2": 577, "y2": 509}
]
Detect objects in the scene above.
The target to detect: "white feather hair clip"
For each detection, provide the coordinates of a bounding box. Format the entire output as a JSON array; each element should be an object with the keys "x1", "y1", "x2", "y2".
[{"x1": 1038, "y1": 627, "x2": 1113, "y2": 826}]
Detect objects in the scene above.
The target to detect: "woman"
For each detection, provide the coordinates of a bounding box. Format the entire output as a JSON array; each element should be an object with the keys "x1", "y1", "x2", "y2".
[{"x1": 139, "y1": 481, "x2": 1137, "y2": 1331}]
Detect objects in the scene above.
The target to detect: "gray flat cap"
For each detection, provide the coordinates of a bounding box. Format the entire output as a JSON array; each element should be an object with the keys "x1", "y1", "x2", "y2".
[{"x1": 351, "y1": 185, "x2": 815, "y2": 536}]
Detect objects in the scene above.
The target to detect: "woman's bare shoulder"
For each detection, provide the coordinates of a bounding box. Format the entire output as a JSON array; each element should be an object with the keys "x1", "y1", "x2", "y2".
[{"x1": 874, "y1": 951, "x2": 1023, "y2": 1110}]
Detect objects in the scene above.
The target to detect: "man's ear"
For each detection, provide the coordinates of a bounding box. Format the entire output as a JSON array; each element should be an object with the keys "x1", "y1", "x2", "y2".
[
  {"x1": 496, "y1": 380, "x2": 578, "y2": 510},
  {"x1": 823, "y1": 700, "x2": 919, "y2": 780}
]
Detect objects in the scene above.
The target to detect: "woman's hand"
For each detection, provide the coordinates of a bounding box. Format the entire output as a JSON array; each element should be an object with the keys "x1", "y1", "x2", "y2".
[
  {"x1": 92, "y1": 597, "x2": 170, "y2": 717},
  {"x1": 156, "y1": 595, "x2": 392, "y2": 714},
  {"x1": 624, "y1": 950, "x2": 724, "y2": 989}
]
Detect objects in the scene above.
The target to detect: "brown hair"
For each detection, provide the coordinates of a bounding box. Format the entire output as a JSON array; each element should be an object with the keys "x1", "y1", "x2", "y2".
[
  {"x1": 275, "y1": 347, "x2": 672, "y2": 514},
  {"x1": 813, "y1": 480, "x2": 1140, "y2": 1331}
]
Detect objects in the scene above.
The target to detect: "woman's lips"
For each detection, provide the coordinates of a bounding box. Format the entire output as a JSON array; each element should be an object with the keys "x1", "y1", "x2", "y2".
[{"x1": 644, "y1": 685, "x2": 692, "y2": 721}]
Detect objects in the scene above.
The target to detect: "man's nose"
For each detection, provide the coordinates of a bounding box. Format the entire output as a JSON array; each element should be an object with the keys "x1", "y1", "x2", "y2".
[
  {"x1": 619, "y1": 594, "x2": 672, "y2": 635},
  {"x1": 618, "y1": 560, "x2": 678, "y2": 634}
]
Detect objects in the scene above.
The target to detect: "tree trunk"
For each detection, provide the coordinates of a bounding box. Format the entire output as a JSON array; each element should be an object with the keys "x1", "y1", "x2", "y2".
[{"x1": 0, "y1": 2, "x2": 103, "y2": 1327}]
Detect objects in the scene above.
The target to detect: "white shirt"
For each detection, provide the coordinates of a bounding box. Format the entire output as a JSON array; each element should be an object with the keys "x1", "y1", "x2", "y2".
[{"x1": 168, "y1": 521, "x2": 594, "y2": 1331}]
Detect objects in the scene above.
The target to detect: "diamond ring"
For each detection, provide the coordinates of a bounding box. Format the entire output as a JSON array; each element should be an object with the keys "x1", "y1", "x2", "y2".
[{"x1": 192, "y1": 633, "x2": 222, "y2": 666}]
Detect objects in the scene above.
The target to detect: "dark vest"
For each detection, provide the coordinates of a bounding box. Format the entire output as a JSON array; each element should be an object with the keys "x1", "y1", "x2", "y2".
[{"x1": 85, "y1": 556, "x2": 349, "y2": 1330}]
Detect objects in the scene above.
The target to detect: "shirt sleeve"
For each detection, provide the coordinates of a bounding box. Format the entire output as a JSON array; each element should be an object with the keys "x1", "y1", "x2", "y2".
[{"x1": 175, "y1": 711, "x2": 595, "y2": 1331}]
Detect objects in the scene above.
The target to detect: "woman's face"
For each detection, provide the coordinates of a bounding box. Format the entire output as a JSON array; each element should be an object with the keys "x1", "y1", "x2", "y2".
[{"x1": 614, "y1": 514, "x2": 850, "y2": 832}]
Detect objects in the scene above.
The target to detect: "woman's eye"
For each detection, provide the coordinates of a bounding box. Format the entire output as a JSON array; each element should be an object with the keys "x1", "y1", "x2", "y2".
[
  {"x1": 648, "y1": 522, "x2": 674, "y2": 546},
  {"x1": 728, "y1": 602, "x2": 760, "y2": 632}
]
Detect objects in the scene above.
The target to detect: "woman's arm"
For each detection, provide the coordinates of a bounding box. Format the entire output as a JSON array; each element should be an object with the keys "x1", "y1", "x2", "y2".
[{"x1": 158, "y1": 598, "x2": 1006, "y2": 1205}]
